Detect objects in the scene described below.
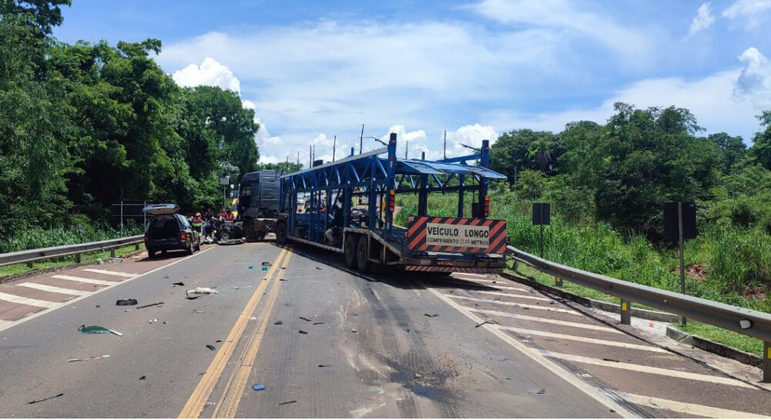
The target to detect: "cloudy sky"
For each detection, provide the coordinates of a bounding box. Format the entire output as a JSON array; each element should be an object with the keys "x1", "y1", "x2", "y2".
[{"x1": 53, "y1": 0, "x2": 771, "y2": 164}]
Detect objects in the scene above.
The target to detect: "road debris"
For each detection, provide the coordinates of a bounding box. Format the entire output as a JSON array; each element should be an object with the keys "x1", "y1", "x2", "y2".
[
  {"x1": 474, "y1": 320, "x2": 497, "y2": 328},
  {"x1": 602, "y1": 358, "x2": 619, "y2": 363},
  {"x1": 279, "y1": 278, "x2": 287, "y2": 281},
  {"x1": 318, "y1": 364, "x2": 329, "y2": 368},
  {"x1": 139, "y1": 376, "x2": 146, "y2": 380},
  {"x1": 274, "y1": 321, "x2": 283, "y2": 325},
  {"x1": 423, "y1": 313, "x2": 439, "y2": 318},
  {"x1": 116, "y1": 298, "x2": 138, "y2": 306},
  {"x1": 172, "y1": 282, "x2": 185, "y2": 286},
  {"x1": 298, "y1": 330, "x2": 308, "y2": 334},
  {"x1": 248, "y1": 266, "x2": 254, "y2": 270},
  {"x1": 148, "y1": 319, "x2": 158, "y2": 324},
  {"x1": 215, "y1": 339, "x2": 222, "y2": 343},
  {"x1": 315, "y1": 267, "x2": 322, "y2": 270},
  {"x1": 279, "y1": 400, "x2": 297, "y2": 406},
  {"x1": 78, "y1": 325, "x2": 123, "y2": 336},
  {"x1": 299, "y1": 316, "x2": 311, "y2": 322},
  {"x1": 206, "y1": 344, "x2": 216, "y2": 351},
  {"x1": 536, "y1": 389, "x2": 545, "y2": 395},
  {"x1": 136, "y1": 302, "x2": 164, "y2": 309},
  {"x1": 193, "y1": 310, "x2": 206, "y2": 313},
  {"x1": 68, "y1": 355, "x2": 111, "y2": 362},
  {"x1": 186, "y1": 287, "x2": 218, "y2": 298},
  {"x1": 252, "y1": 384, "x2": 265, "y2": 391},
  {"x1": 111, "y1": 257, "x2": 123, "y2": 263},
  {"x1": 312, "y1": 322, "x2": 325, "y2": 325},
  {"x1": 27, "y1": 393, "x2": 64, "y2": 405},
  {"x1": 351, "y1": 329, "x2": 358, "y2": 333}
]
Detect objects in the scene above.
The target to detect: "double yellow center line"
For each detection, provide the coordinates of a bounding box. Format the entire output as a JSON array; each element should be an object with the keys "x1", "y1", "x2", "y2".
[{"x1": 179, "y1": 247, "x2": 293, "y2": 418}]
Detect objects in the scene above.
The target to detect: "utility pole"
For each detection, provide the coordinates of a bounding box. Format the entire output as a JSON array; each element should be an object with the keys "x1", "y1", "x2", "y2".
[
  {"x1": 309, "y1": 145, "x2": 312, "y2": 167},
  {"x1": 443, "y1": 130, "x2": 447, "y2": 159},
  {"x1": 296, "y1": 151, "x2": 300, "y2": 165},
  {"x1": 332, "y1": 135, "x2": 337, "y2": 161},
  {"x1": 359, "y1": 123, "x2": 364, "y2": 154},
  {"x1": 405, "y1": 140, "x2": 408, "y2": 159}
]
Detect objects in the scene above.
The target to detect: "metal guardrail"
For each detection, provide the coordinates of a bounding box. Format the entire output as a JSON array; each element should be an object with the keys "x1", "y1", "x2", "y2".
[
  {"x1": 0, "y1": 235, "x2": 144, "y2": 267},
  {"x1": 506, "y1": 245, "x2": 771, "y2": 381}
]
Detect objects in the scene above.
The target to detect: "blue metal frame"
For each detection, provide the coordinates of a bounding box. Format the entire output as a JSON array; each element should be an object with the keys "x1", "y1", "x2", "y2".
[{"x1": 279, "y1": 134, "x2": 501, "y2": 257}]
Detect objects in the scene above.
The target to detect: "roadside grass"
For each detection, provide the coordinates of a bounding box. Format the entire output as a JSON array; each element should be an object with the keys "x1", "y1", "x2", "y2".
[
  {"x1": 0, "y1": 243, "x2": 145, "y2": 278},
  {"x1": 395, "y1": 189, "x2": 769, "y2": 357}
]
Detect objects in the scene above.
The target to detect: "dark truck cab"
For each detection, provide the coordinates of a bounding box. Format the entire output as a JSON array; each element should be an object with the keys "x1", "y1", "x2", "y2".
[
  {"x1": 238, "y1": 170, "x2": 282, "y2": 241},
  {"x1": 143, "y1": 204, "x2": 200, "y2": 257}
]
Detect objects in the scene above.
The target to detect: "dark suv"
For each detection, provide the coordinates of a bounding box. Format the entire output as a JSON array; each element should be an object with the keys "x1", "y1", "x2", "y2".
[{"x1": 143, "y1": 204, "x2": 200, "y2": 258}]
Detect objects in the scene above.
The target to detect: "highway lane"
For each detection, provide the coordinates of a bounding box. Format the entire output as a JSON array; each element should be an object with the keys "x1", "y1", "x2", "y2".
[{"x1": 0, "y1": 241, "x2": 768, "y2": 417}]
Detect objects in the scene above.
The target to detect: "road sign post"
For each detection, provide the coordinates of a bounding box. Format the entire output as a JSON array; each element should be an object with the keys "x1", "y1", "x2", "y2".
[
  {"x1": 664, "y1": 201, "x2": 697, "y2": 326},
  {"x1": 532, "y1": 203, "x2": 550, "y2": 259}
]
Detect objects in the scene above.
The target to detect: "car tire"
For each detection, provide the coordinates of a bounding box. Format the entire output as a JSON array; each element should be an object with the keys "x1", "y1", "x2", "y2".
[
  {"x1": 344, "y1": 234, "x2": 357, "y2": 268},
  {"x1": 275, "y1": 222, "x2": 287, "y2": 244},
  {"x1": 187, "y1": 242, "x2": 194, "y2": 255},
  {"x1": 148, "y1": 248, "x2": 156, "y2": 258},
  {"x1": 356, "y1": 236, "x2": 369, "y2": 273}
]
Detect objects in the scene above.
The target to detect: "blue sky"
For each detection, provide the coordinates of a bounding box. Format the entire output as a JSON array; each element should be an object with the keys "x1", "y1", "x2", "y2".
[{"x1": 53, "y1": 0, "x2": 771, "y2": 164}]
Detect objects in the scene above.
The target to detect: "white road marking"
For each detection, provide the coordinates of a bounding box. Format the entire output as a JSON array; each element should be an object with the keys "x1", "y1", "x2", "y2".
[
  {"x1": 52, "y1": 275, "x2": 116, "y2": 286},
  {"x1": 473, "y1": 290, "x2": 551, "y2": 302},
  {"x1": 618, "y1": 391, "x2": 768, "y2": 418},
  {"x1": 0, "y1": 319, "x2": 12, "y2": 329},
  {"x1": 446, "y1": 294, "x2": 576, "y2": 314},
  {"x1": 547, "y1": 352, "x2": 755, "y2": 389},
  {"x1": 485, "y1": 284, "x2": 530, "y2": 292},
  {"x1": 425, "y1": 285, "x2": 639, "y2": 418},
  {"x1": 499, "y1": 326, "x2": 667, "y2": 353},
  {"x1": 81, "y1": 268, "x2": 135, "y2": 278},
  {"x1": 470, "y1": 308, "x2": 623, "y2": 334},
  {"x1": 18, "y1": 282, "x2": 90, "y2": 296},
  {"x1": 0, "y1": 247, "x2": 215, "y2": 335},
  {"x1": 0, "y1": 292, "x2": 58, "y2": 308}
]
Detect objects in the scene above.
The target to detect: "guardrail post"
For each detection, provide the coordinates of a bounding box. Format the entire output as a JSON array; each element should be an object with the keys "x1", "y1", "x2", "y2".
[
  {"x1": 135, "y1": 243, "x2": 140, "y2": 250},
  {"x1": 110, "y1": 248, "x2": 116, "y2": 258},
  {"x1": 620, "y1": 299, "x2": 631, "y2": 325},
  {"x1": 764, "y1": 341, "x2": 770, "y2": 383},
  {"x1": 76, "y1": 253, "x2": 82, "y2": 264},
  {"x1": 555, "y1": 276, "x2": 563, "y2": 287}
]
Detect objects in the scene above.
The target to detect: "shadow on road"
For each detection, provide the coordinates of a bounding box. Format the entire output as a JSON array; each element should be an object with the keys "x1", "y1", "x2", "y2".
[{"x1": 273, "y1": 241, "x2": 501, "y2": 292}]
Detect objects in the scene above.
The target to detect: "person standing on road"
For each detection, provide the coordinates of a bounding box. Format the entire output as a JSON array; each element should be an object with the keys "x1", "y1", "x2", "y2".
[{"x1": 192, "y1": 212, "x2": 203, "y2": 243}]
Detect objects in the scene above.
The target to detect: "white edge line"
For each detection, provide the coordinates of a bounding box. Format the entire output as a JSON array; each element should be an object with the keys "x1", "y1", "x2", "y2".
[
  {"x1": 0, "y1": 247, "x2": 215, "y2": 334},
  {"x1": 425, "y1": 284, "x2": 638, "y2": 418},
  {"x1": 618, "y1": 391, "x2": 769, "y2": 418}
]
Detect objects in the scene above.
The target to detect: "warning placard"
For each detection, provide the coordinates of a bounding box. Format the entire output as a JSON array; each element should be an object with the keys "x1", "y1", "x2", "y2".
[{"x1": 425, "y1": 223, "x2": 490, "y2": 248}]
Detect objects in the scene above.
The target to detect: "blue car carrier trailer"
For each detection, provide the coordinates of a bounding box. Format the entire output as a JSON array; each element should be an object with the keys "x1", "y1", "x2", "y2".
[{"x1": 270, "y1": 132, "x2": 509, "y2": 273}]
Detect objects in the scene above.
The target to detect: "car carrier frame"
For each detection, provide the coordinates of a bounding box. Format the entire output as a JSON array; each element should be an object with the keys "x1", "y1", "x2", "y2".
[{"x1": 273, "y1": 133, "x2": 508, "y2": 273}]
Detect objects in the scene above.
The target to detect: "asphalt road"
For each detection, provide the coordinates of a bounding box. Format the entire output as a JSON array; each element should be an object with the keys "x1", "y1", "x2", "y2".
[{"x1": 0, "y1": 242, "x2": 769, "y2": 418}]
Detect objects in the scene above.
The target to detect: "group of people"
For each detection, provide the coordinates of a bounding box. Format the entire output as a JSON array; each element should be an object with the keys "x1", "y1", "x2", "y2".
[{"x1": 190, "y1": 207, "x2": 234, "y2": 242}]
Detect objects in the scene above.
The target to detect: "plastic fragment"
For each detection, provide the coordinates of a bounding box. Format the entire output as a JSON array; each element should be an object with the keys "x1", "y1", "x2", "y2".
[
  {"x1": 279, "y1": 400, "x2": 297, "y2": 406},
  {"x1": 78, "y1": 325, "x2": 123, "y2": 336},
  {"x1": 111, "y1": 257, "x2": 123, "y2": 263},
  {"x1": 27, "y1": 393, "x2": 63, "y2": 404},
  {"x1": 315, "y1": 267, "x2": 322, "y2": 270},
  {"x1": 312, "y1": 322, "x2": 325, "y2": 325},
  {"x1": 252, "y1": 384, "x2": 265, "y2": 391},
  {"x1": 248, "y1": 266, "x2": 254, "y2": 270},
  {"x1": 116, "y1": 299, "x2": 138, "y2": 306},
  {"x1": 68, "y1": 354, "x2": 111, "y2": 362},
  {"x1": 136, "y1": 302, "x2": 164, "y2": 309},
  {"x1": 279, "y1": 278, "x2": 287, "y2": 281},
  {"x1": 206, "y1": 344, "x2": 216, "y2": 351},
  {"x1": 318, "y1": 364, "x2": 329, "y2": 368},
  {"x1": 172, "y1": 282, "x2": 185, "y2": 286},
  {"x1": 274, "y1": 321, "x2": 283, "y2": 325},
  {"x1": 139, "y1": 376, "x2": 146, "y2": 380},
  {"x1": 423, "y1": 313, "x2": 438, "y2": 318},
  {"x1": 537, "y1": 389, "x2": 545, "y2": 395},
  {"x1": 474, "y1": 320, "x2": 496, "y2": 328},
  {"x1": 186, "y1": 287, "x2": 218, "y2": 297},
  {"x1": 299, "y1": 316, "x2": 311, "y2": 322},
  {"x1": 298, "y1": 330, "x2": 308, "y2": 334}
]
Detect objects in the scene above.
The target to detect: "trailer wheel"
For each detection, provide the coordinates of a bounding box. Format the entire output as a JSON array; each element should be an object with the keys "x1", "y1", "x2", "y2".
[
  {"x1": 344, "y1": 234, "x2": 357, "y2": 267},
  {"x1": 356, "y1": 236, "x2": 370, "y2": 273},
  {"x1": 275, "y1": 222, "x2": 287, "y2": 244}
]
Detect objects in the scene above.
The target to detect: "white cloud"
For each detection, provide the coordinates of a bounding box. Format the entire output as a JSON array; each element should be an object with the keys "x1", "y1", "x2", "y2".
[
  {"x1": 688, "y1": 3, "x2": 715, "y2": 36},
  {"x1": 171, "y1": 57, "x2": 241, "y2": 93},
  {"x1": 733, "y1": 47, "x2": 771, "y2": 105},
  {"x1": 722, "y1": 0, "x2": 771, "y2": 27},
  {"x1": 484, "y1": 61, "x2": 769, "y2": 144},
  {"x1": 469, "y1": 0, "x2": 654, "y2": 64}
]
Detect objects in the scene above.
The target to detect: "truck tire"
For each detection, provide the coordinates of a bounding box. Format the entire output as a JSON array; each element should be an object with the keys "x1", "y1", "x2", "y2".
[
  {"x1": 275, "y1": 222, "x2": 287, "y2": 244},
  {"x1": 344, "y1": 234, "x2": 357, "y2": 267},
  {"x1": 356, "y1": 235, "x2": 370, "y2": 273},
  {"x1": 244, "y1": 218, "x2": 260, "y2": 241}
]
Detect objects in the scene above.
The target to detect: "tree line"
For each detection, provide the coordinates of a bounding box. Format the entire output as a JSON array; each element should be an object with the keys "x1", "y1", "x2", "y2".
[
  {"x1": 0, "y1": 0, "x2": 261, "y2": 238},
  {"x1": 490, "y1": 103, "x2": 771, "y2": 238}
]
